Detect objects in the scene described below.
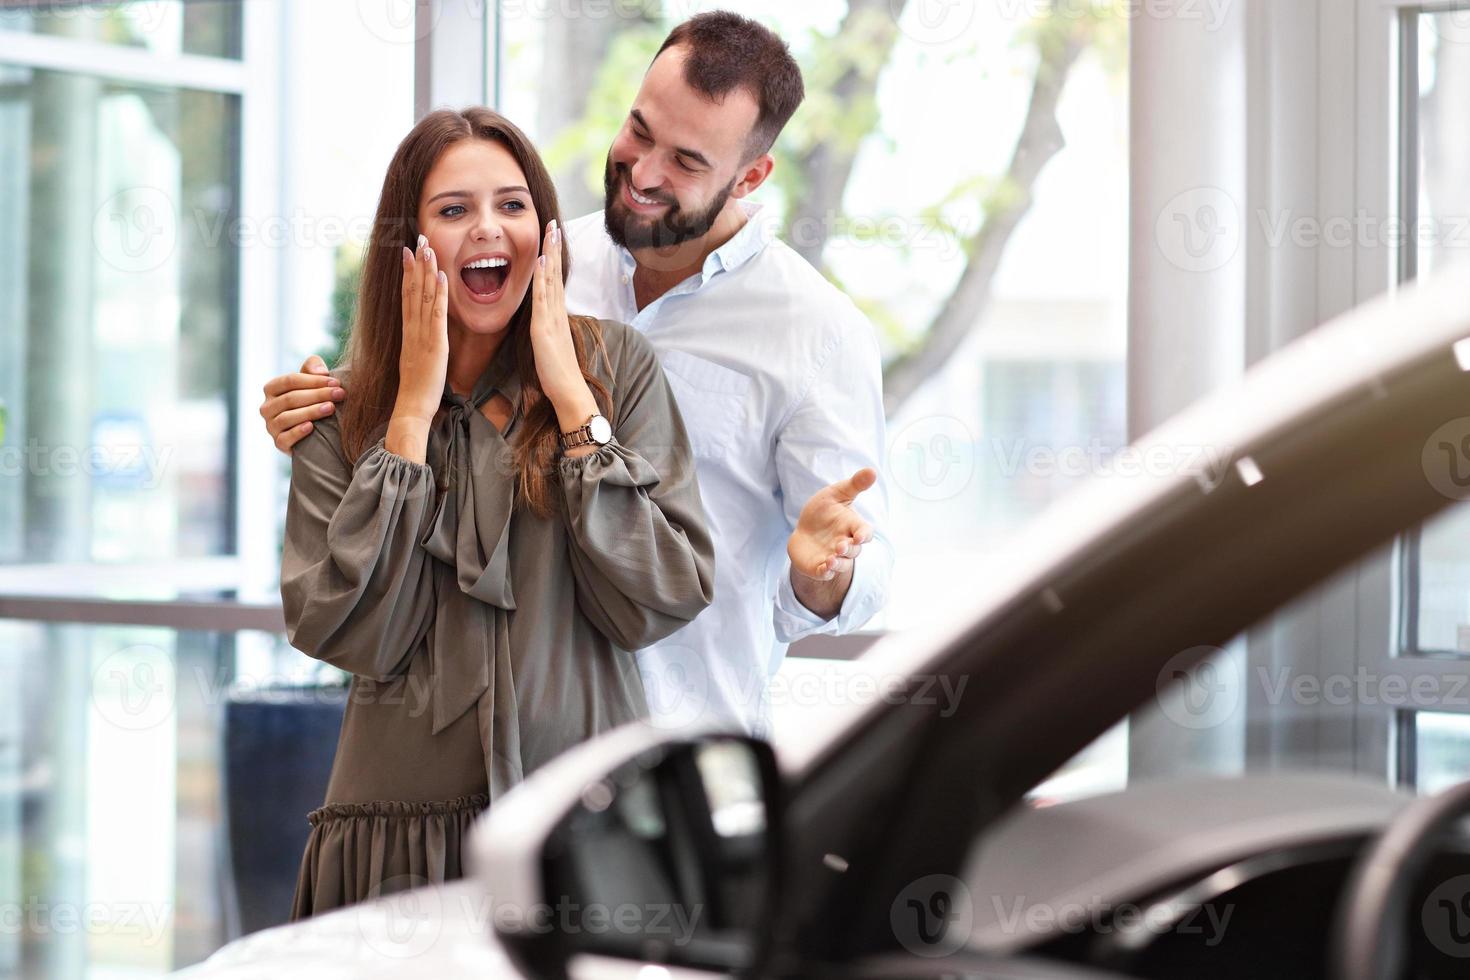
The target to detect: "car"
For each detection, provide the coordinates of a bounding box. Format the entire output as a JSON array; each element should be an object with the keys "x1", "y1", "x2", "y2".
[{"x1": 178, "y1": 268, "x2": 1470, "y2": 979}]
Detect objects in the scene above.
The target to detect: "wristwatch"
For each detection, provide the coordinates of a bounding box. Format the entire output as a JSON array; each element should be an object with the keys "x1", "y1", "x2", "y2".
[{"x1": 560, "y1": 413, "x2": 613, "y2": 451}]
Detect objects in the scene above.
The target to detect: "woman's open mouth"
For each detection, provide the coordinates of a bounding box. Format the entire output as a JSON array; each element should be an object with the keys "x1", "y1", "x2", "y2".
[{"x1": 460, "y1": 255, "x2": 510, "y2": 304}]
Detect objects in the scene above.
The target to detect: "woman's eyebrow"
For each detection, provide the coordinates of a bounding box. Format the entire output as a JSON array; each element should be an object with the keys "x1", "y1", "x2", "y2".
[{"x1": 426, "y1": 185, "x2": 530, "y2": 204}]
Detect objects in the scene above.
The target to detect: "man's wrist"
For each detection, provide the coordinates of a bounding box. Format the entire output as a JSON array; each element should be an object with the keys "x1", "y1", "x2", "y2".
[{"x1": 790, "y1": 562, "x2": 854, "y2": 621}]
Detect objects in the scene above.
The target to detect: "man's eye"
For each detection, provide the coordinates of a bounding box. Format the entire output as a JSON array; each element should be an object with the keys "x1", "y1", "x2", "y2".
[
  {"x1": 676, "y1": 157, "x2": 696, "y2": 173},
  {"x1": 440, "y1": 204, "x2": 465, "y2": 217}
]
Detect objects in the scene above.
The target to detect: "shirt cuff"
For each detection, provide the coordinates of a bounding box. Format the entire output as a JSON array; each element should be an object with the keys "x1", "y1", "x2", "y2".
[{"x1": 772, "y1": 534, "x2": 890, "y2": 644}]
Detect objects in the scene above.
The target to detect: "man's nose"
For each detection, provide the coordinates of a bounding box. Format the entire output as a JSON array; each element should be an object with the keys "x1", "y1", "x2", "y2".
[{"x1": 628, "y1": 155, "x2": 663, "y2": 196}]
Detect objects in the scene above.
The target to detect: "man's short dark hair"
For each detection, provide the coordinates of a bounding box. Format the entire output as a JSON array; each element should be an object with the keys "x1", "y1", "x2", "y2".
[{"x1": 654, "y1": 11, "x2": 805, "y2": 160}]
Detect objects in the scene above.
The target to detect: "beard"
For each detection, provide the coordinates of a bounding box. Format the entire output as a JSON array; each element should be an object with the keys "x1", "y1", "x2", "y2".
[{"x1": 603, "y1": 156, "x2": 734, "y2": 251}]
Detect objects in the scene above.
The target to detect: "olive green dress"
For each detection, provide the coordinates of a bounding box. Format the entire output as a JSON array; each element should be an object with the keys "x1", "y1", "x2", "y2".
[{"x1": 280, "y1": 319, "x2": 715, "y2": 919}]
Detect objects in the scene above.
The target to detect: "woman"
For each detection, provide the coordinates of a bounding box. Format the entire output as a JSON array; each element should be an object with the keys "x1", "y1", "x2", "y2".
[{"x1": 280, "y1": 107, "x2": 715, "y2": 918}]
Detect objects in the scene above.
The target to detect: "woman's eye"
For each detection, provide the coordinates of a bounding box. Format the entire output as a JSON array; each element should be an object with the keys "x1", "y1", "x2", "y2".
[
  {"x1": 503, "y1": 200, "x2": 526, "y2": 212},
  {"x1": 440, "y1": 204, "x2": 465, "y2": 217}
]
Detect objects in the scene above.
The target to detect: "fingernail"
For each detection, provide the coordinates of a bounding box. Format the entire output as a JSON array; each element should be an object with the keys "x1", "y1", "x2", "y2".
[
  {"x1": 539, "y1": 255, "x2": 546, "y2": 268},
  {"x1": 425, "y1": 247, "x2": 434, "y2": 261},
  {"x1": 331, "y1": 388, "x2": 346, "y2": 400},
  {"x1": 417, "y1": 234, "x2": 427, "y2": 250},
  {"x1": 403, "y1": 247, "x2": 412, "y2": 263},
  {"x1": 438, "y1": 270, "x2": 447, "y2": 283},
  {"x1": 319, "y1": 402, "x2": 333, "y2": 415},
  {"x1": 552, "y1": 226, "x2": 561, "y2": 246}
]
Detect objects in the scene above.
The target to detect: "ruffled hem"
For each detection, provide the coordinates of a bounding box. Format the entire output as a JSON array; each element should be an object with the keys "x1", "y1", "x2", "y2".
[
  {"x1": 290, "y1": 793, "x2": 489, "y2": 920},
  {"x1": 306, "y1": 793, "x2": 489, "y2": 824}
]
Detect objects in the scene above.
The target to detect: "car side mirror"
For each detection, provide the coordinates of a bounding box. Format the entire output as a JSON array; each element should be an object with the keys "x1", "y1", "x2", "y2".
[{"x1": 475, "y1": 728, "x2": 783, "y2": 980}]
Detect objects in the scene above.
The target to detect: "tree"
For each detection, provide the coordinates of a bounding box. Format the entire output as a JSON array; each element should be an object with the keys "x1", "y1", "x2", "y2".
[{"x1": 537, "y1": 0, "x2": 1125, "y2": 417}]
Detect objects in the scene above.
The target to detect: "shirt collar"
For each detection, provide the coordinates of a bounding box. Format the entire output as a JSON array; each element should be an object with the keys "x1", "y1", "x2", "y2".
[
  {"x1": 445, "y1": 337, "x2": 524, "y2": 414},
  {"x1": 611, "y1": 199, "x2": 776, "y2": 284},
  {"x1": 700, "y1": 200, "x2": 775, "y2": 282}
]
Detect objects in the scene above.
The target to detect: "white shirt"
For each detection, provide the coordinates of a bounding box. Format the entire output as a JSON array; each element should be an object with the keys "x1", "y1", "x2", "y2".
[{"x1": 563, "y1": 202, "x2": 893, "y2": 737}]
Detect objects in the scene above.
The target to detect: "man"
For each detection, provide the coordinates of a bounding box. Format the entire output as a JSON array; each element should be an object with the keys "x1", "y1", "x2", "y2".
[{"x1": 260, "y1": 11, "x2": 892, "y2": 737}]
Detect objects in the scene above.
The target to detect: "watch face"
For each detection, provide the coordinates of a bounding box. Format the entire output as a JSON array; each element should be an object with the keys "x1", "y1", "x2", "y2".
[{"x1": 589, "y1": 415, "x2": 613, "y2": 445}]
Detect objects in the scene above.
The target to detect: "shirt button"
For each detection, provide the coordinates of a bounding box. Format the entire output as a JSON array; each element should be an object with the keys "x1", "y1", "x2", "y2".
[{"x1": 621, "y1": 274, "x2": 629, "y2": 284}]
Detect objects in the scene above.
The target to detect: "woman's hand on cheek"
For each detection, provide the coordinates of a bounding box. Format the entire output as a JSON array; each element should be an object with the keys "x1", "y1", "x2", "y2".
[
  {"x1": 396, "y1": 234, "x2": 450, "y2": 421},
  {"x1": 529, "y1": 219, "x2": 591, "y2": 413}
]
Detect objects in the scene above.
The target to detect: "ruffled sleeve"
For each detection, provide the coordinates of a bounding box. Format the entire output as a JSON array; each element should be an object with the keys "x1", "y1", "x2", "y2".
[
  {"x1": 281, "y1": 418, "x2": 439, "y2": 681},
  {"x1": 559, "y1": 327, "x2": 716, "y2": 651}
]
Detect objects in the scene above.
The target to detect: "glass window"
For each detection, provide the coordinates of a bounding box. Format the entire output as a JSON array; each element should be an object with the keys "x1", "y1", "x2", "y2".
[
  {"x1": 0, "y1": 66, "x2": 240, "y2": 566},
  {"x1": 1413, "y1": 8, "x2": 1470, "y2": 279},
  {"x1": 1395, "y1": 6, "x2": 1470, "y2": 787},
  {"x1": 497, "y1": 4, "x2": 1126, "y2": 786},
  {"x1": 0, "y1": 0, "x2": 242, "y2": 60},
  {"x1": 1413, "y1": 710, "x2": 1470, "y2": 795},
  {"x1": 497, "y1": 2, "x2": 1129, "y2": 632}
]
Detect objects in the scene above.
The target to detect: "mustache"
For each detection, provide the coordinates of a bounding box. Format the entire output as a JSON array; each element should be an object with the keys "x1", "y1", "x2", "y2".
[{"x1": 614, "y1": 165, "x2": 677, "y2": 208}]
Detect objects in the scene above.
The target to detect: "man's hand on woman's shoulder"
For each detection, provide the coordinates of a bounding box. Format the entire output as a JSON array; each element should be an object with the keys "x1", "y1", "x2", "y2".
[{"x1": 260, "y1": 355, "x2": 347, "y2": 455}]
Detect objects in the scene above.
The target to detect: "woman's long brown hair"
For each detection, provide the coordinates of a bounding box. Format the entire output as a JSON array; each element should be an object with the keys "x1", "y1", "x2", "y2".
[{"x1": 337, "y1": 107, "x2": 610, "y2": 519}]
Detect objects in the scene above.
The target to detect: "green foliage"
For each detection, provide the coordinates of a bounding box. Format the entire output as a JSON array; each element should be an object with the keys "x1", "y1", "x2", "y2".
[
  {"x1": 316, "y1": 244, "x2": 364, "y2": 370},
  {"x1": 542, "y1": 26, "x2": 667, "y2": 202}
]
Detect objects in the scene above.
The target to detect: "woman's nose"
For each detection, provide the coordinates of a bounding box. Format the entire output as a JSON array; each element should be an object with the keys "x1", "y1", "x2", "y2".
[{"x1": 470, "y1": 214, "x2": 503, "y2": 243}]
